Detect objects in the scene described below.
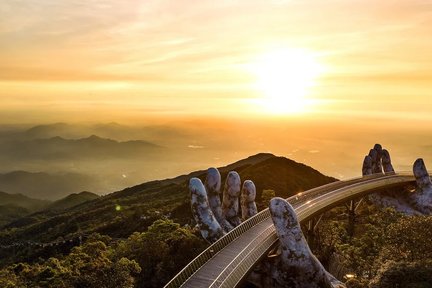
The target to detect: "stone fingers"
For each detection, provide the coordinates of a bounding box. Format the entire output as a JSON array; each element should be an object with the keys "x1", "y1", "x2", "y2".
[
  {"x1": 269, "y1": 197, "x2": 345, "y2": 288},
  {"x1": 222, "y1": 171, "x2": 242, "y2": 228},
  {"x1": 190, "y1": 178, "x2": 225, "y2": 243},
  {"x1": 413, "y1": 159, "x2": 432, "y2": 189},
  {"x1": 362, "y1": 155, "x2": 373, "y2": 176},
  {"x1": 373, "y1": 144, "x2": 383, "y2": 173},
  {"x1": 205, "y1": 168, "x2": 233, "y2": 231},
  {"x1": 382, "y1": 149, "x2": 394, "y2": 174},
  {"x1": 412, "y1": 159, "x2": 432, "y2": 214},
  {"x1": 241, "y1": 180, "x2": 258, "y2": 220}
]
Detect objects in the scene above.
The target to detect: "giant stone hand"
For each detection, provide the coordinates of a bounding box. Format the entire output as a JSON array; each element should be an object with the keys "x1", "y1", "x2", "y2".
[
  {"x1": 190, "y1": 169, "x2": 345, "y2": 288},
  {"x1": 363, "y1": 144, "x2": 432, "y2": 215}
]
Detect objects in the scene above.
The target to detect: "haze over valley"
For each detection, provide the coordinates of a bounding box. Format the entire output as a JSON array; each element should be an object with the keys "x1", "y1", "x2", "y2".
[{"x1": 0, "y1": 119, "x2": 431, "y2": 201}]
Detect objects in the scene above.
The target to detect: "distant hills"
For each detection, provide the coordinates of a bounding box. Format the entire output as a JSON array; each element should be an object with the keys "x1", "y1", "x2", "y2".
[
  {"x1": 0, "y1": 171, "x2": 100, "y2": 200},
  {"x1": 0, "y1": 123, "x2": 186, "y2": 198},
  {"x1": 45, "y1": 191, "x2": 99, "y2": 211},
  {"x1": 0, "y1": 191, "x2": 100, "y2": 227},
  {"x1": 0, "y1": 191, "x2": 50, "y2": 226},
  {"x1": 0, "y1": 122, "x2": 187, "y2": 144},
  {"x1": 0, "y1": 153, "x2": 336, "y2": 245},
  {"x1": 0, "y1": 135, "x2": 161, "y2": 161},
  {"x1": 0, "y1": 191, "x2": 50, "y2": 210}
]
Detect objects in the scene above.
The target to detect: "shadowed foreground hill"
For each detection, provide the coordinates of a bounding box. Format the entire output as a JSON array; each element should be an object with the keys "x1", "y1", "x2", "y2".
[
  {"x1": 0, "y1": 171, "x2": 100, "y2": 200},
  {"x1": 44, "y1": 191, "x2": 100, "y2": 212},
  {"x1": 0, "y1": 153, "x2": 335, "y2": 248},
  {"x1": 0, "y1": 192, "x2": 51, "y2": 226},
  {"x1": 0, "y1": 191, "x2": 100, "y2": 227}
]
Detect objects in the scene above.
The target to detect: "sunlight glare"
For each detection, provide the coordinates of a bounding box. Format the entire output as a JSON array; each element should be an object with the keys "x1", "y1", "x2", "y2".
[{"x1": 250, "y1": 48, "x2": 324, "y2": 115}]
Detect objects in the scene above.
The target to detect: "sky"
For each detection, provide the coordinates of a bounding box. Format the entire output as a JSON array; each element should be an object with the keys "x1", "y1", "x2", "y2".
[
  {"x1": 1, "y1": 0, "x2": 432, "y2": 123},
  {"x1": 1, "y1": 0, "x2": 432, "y2": 180}
]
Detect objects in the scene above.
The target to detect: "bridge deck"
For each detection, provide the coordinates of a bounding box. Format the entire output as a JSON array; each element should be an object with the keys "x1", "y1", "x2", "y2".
[{"x1": 182, "y1": 219, "x2": 273, "y2": 287}]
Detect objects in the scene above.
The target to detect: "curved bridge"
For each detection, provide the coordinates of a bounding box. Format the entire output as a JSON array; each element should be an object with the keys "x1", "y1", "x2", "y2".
[{"x1": 165, "y1": 172, "x2": 415, "y2": 288}]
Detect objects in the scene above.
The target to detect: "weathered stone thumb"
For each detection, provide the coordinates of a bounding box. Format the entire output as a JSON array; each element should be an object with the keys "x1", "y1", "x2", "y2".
[
  {"x1": 413, "y1": 159, "x2": 432, "y2": 190},
  {"x1": 269, "y1": 197, "x2": 346, "y2": 288},
  {"x1": 411, "y1": 159, "x2": 432, "y2": 214}
]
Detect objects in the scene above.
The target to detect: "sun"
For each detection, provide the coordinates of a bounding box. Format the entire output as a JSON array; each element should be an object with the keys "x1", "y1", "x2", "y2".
[{"x1": 249, "y1": 48, "x2": 324, "y2": 115}]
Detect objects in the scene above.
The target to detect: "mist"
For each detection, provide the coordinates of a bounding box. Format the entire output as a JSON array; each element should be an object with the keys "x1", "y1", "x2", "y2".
[{"x1": 0, "y1": 116, "x2": 430, "y2": 200}]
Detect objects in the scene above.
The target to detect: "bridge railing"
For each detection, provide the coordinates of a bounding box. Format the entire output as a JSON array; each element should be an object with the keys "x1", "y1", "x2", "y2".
[{"x1": 164, "y1": 207, "x2": 271, "y2": 288}]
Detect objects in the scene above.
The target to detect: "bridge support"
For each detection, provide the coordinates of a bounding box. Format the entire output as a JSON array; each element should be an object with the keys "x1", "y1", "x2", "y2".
[
  {"x1": 345, "y1": 199, "x2": 363, "y2": 238},
  {"x1": 304, "y1": 215, "x2": 323, "y2": 250}
]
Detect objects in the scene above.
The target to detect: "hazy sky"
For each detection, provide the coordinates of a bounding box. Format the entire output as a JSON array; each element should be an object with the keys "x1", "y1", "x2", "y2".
[{"x1": 1, "y1": 0, "x2": 432, "y2": 124}]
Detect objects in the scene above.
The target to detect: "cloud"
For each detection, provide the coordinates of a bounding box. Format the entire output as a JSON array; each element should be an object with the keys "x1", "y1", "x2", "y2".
[{"x1": 188, "y1": 145, "x2": 205, "y2": 149}]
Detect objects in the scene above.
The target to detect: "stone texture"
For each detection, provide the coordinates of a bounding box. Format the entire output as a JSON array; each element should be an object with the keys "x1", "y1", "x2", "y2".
[
  {"x1": 222, "y1": 171, "x2": 242, "y2": 228},
  {"x1": 411, "y1": 158, "x2": 432, "y2": 214},
  {"x1": 241, "y1": 180, "x2": 258, "y2": 220},
  {"x1": 189, "y1": 177, "x2": 225, "y2": 243},
  {"x1": 205, "y1": 168, "x2": 233, "y2": 231},
  {"x1": 362, "y1": 155, "x2": 373, "y2": 176},
  {"x1": 382, "y1": 149, "x2": 394, "y2": 174},
  {"x1": 264, "y1": 198, "x2": 345, "y2": 288},
  {"x1": 364, "y1": 146, "x2": 432, "y2": 215},
  {"x1": 373, "y1": 144, "x2": 383, "y2": 173},
  {"x1": 190, "y1": 168, "x2": 345, "y2": 287}
]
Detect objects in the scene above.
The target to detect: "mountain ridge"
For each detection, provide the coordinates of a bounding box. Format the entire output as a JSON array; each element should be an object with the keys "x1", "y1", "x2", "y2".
[{"x1": 0, "y1": 153, "x2": 336, "y2": 245}]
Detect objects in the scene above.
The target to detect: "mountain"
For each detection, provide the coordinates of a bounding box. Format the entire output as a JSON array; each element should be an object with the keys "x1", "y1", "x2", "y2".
[
  {"x1": 0, "y1": 205, "x2": 30, "y2": 227},
  {"x1": 0, "y1": 191, "x2": 51, "y2": 210},
  {"x1": 0, "y1": 171, "x2": 99, "y2": 200},
  {"x1": 0, "y1": 122, "x2": 188, "y2": 144},
  {"x1": 0, "y1": 191, "x2": 51, "y2": 226},
  {"x1": 0, "y1": 153, "x2": 336, "y2": 246},
  {"x1": 45, "y1": 191, "x2": 100, "y2": 211},
  {"x1": 0, "y1": 135, "x2": 162, "y2": 161}
]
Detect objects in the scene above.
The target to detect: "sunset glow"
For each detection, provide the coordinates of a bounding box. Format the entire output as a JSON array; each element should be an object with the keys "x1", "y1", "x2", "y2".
[
  {"x1": 1, "y1": 0, "x2": 432, "y2": 124},
  {"x1": 249, "y1": 48, "x2": 324, "y2": 114}
]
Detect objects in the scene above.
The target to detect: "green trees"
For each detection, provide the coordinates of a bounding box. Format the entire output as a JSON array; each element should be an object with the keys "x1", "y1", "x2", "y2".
[
  {"x1": 260, "y1": 189, "x2": 276, "y2": 209},
  {"x1": 370, "y1": 216, "x2": 432, "y2": 287},
  {"x1": 0, "y1": 219, "x2": 207, "y2": 287},
  {"x1": 371, "y1": 260, "x2": 432, "y2": 288},
  {"x1": 116, "y1": 219, "x2": 207, "y2": 287},
  {"x1": 0, "y1": 234, "x2": 141, "y2": 288},
  {"x1": 315, "y1": 205, "x2": 432, "y2": 287}
]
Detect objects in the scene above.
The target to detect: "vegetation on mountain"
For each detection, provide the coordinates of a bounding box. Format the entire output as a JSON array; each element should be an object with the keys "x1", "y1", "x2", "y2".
[
  {"x1": 0, "y1": 192, "x2": 51, "y2": 226},
  {"x1": 313, "y1": 198, "x2": 432, "y2": 288},
  {"x1": 0, "y1": 171, "x2": 100, "y2": 200},
  {"x1": 0, "y1": 191, "x2": 50, "y2": 210},
  {"x1": 0, "y1": 233, "x2": 141, "y2": 288},
  {"x1": 2, "y1": 153, "x2": 428, "y2": 287},
  {"x1": 45, "y1": 192, "x2": 100, "y2": 212},
  {"x1": 0, "y1": 154, "x2": 336, "y2": 287}
]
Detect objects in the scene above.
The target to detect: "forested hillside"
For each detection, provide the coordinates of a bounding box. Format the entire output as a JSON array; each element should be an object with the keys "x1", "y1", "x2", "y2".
[{"x1": 0, "y1": 153, "x2": 336, "y2": 287}]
